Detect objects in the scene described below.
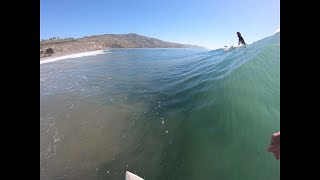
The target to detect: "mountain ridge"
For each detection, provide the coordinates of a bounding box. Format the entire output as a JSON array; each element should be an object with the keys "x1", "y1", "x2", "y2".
[{"x1": 40, "y1": 33, "x2": 205, "y2": 59}]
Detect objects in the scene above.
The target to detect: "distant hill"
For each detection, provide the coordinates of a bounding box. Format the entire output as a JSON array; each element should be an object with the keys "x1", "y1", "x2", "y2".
[{"x1": 40, "y1": 33, "x2": 205, "y2": 58}]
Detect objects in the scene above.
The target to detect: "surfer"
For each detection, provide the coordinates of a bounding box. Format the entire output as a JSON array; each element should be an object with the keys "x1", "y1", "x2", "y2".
[
  {"x1": 267, "y1": 131, "x2": 280, "y2": 160},
  {"x1": 237, "y1": 32, "x2": 246, "y2": 45}
]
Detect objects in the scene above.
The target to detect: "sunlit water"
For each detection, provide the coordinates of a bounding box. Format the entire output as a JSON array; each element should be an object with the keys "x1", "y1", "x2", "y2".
[{"x1": 40, "y1": 33, "x2": 280, "y2": 180}]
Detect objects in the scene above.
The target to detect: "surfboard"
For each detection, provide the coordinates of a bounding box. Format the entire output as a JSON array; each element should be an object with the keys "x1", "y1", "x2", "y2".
[
  {"x1": 125, "y1": 171, "x2": 144, "y2": 180},
  {"x1": 224, "y1": 46, "x2": 237, "y2": 51},
  {"x1": 224, "y1": 44, "x2": 245, "y2": 51}
]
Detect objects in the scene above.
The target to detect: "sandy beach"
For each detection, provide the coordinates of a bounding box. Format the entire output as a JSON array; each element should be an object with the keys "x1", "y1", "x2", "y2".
[{"x1": 40, "y1": 50, "x2": 109, "y2": 64}]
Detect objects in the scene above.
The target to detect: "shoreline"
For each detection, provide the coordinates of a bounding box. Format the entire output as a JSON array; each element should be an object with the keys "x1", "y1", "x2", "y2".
[
  {"x1": 39, "y1": 48, "x2": 205, "y2": 65},
  {"x1": 40, "y1": 50, "x2": 109, "y2": 65}
]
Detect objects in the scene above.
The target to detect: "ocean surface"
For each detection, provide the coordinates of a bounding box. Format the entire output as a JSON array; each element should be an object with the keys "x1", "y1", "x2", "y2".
[{"x1": 40, "y1": 33, "x2": 280, "y2": 180}]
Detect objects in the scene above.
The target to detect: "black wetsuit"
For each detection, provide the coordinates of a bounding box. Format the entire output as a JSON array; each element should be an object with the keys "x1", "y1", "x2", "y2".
[{"x1": 238, "y1": 36, "x2": 246, "y2": 45}]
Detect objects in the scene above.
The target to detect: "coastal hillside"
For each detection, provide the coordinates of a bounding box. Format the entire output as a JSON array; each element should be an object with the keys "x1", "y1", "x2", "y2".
[{"x1": 40, "y1": 33, "x2": 204, "y2": 58}]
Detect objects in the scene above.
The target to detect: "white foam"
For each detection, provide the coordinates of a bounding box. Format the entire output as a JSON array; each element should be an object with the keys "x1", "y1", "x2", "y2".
[{"x1": 40, "y1": 50, "x2": 109, "y2": 65}]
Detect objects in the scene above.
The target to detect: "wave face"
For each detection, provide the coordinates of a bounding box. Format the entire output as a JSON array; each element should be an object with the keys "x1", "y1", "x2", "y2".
[{"x1": 40, "y1": 33, "x2": 280, "y2": 180}]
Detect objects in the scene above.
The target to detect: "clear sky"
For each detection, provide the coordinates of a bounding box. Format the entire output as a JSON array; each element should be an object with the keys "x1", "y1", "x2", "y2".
[{"x1": 40, "y1": 0, "x2": 279, "y2": 49}]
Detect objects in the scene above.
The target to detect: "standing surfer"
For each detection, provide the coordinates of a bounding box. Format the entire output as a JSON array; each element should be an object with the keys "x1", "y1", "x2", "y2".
[{"x1": 237, "y1": 32, "x2": 246, "y2": 45}]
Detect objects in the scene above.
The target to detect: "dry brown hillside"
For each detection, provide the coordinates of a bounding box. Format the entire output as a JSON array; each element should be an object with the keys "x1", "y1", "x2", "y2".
[{"x1": 40, "y1": 33, "x2": 204, "y2": 59}]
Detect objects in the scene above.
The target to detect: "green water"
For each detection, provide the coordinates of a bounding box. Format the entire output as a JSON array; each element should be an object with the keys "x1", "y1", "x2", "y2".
[{"x1": 40, "y1": 33, "x2": 280, "y2": 180}]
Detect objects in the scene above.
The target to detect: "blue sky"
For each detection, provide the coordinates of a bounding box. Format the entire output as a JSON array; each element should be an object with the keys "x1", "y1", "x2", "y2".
[{"x1": 40, "y1": 0, "x2": 279, "y2": 49}]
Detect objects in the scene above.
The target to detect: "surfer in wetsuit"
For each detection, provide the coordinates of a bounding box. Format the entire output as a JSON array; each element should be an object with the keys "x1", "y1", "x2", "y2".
[{"x1": 237, "y1": 32, "x2": 246, "y2": 45}]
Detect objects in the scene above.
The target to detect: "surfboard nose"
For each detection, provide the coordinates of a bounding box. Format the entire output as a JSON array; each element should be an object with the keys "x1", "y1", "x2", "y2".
[{"x1": 125, "y1": 171, "x2": 144, "y2": 180}]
